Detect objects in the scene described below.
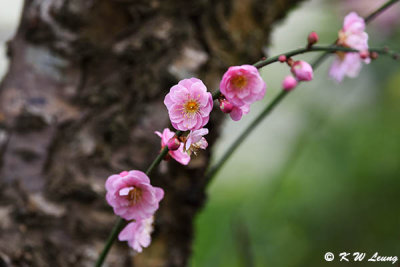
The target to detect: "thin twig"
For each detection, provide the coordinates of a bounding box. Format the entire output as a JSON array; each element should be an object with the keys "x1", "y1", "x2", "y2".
[
  {"x1": 364, "y1": 0, "x2": 400, "y2": 23},
  {"x1": 94, "y1": 218, "x2": 126, "y2": 267}
]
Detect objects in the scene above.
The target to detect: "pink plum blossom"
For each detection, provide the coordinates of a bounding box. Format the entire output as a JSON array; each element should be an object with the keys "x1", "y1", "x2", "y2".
[
  {"x1": 184, "y1": 128, "x2": 208, "y2": 156},
  {"x1": 339, "y1": 12, "x2": 368, "y2": 51},
  {"x1": 220, "y1": 65, "x2": 266, "y2": 107},
  {"x1": 164, "y1": 78, "x2": 213, "y2": 131},
  {"x1": 339, "y1": 0, "x2": 400, "y2": 36},
  {"x1": 291, "y1": 61, "x2": 313, "y2": 81},
  {"x1": 118, "y1": 217, "x2": 154, "y2": 253},
  {"x1": 329, "y1": 12, "x2": 369, "y2": 82},
  {"x1": 282, "y1": 76, "x2": 297, "y2": 91},
  {"x1": 155, "y1": 128, "x2": 190, "y2": 165},
  {"x1": 230, "y1": 104, "x2": 250, "y2": 121},
  {"x1": 105, "y1": 170, "x2": 164, "y2": 220}
]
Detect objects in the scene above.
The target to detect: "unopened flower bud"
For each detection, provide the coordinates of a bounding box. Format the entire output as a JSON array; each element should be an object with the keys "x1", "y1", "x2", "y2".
[
  {"x1": 167, "y1": 136, "x2": 180, "y2": 151},
  {"x1": 370, "y1": 51, "x2": 379, "y2": 60},
  {"x1": 219, "y1": 99, "x2": 234, "y2": 113},
  {"x1": 359, "y1": 50, "x2": 369, "y2": 59},
  {"x1": 278, "y1": 55, "x2": 287, "y2": 63},
  {"x1": 307, "y1": 31, "x2": 319, "y2": 46},
  {"x1": 282, "y1": 76, "x2": 297, "y2": 91},
  {"x1": 291, "y1": 60, "x2": 313, "y2": 81}
]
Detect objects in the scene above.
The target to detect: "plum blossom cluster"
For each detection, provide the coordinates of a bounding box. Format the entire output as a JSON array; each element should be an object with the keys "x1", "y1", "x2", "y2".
[
  {"x1": 277, "y1": 12, "x2": 371, "y2": 90},
  {"x1": 105, "y1": 170, "x2": 164, "y2": 252},
  {"x1": 161, "y1": 66, "x2": 267, "y2": 165},
  {"x1": 102, "y1": 9, "x2": 396, "y2": 258}
]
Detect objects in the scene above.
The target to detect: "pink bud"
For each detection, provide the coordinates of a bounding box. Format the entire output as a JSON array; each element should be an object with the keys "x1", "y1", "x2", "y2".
[
  {"x1": 219, "y1": 99, "x2": 234, "y2": 113},
  {"x1": 282, "y1": 76, "x2": 297, "y2": 91},
  {"x1": 359, "y1": 50, "x2": 369, "y2": 59},
  {"x1": 291, "y1": 60, "x2": 313, "y2": 81},
  {"x1": 307, "y1": 31, "x2": 319, "y2": 46},
  {"x1": 167, "y1": 136, "x2": 180, "y2": 151},
  {"x1": 278, "y1": 55, "x2": 287, "y2": 63}
]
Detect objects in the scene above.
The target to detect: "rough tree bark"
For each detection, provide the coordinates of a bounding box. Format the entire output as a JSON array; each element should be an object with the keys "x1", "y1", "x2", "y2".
[{"x1": 0, "y1": 0, "x2": 302, "y2": 266}]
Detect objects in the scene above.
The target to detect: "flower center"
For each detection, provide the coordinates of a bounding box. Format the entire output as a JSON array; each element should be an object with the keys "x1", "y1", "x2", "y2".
[
  {"x1": 128, "y1": 187, "x2": 142, "y2": 205},
  {"x1": 336, "y1": 30, "x2": 352, "y2": 61},
  {"x1": 337, "y1": 51, "x2": 346, "y2": 60},
  {"x1": 231, "y1": 75, "x2": 248, "y2": 89},
  {"x1": 120, "y1": 186, "x2": 142, "y2": 205},
  {"x1": 184, "y1": 100, "x2": 199, "y2": 114}
]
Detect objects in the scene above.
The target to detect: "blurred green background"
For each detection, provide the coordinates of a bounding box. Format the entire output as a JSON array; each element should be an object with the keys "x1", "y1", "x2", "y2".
[
  {"x1": 192, "y1": 1, "x2": 400, "y2": 266},
  {"x1": 1, "y1": 1, "x2": 399, "y2": 266}
]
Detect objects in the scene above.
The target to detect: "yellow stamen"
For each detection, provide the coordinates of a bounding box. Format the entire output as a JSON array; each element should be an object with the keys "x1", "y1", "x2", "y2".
[
  {"x1": 336, "y1": 30, "x2": 352, "y2": 61},
  {"x1": 184, "y1": 100, "x2": 199, "y2": 117},
  {"x1": 127, "y1": 187, "x2": 142, "y2": 205},
  {"x1": 231, "y1": 75, "x2": 247, "y2": 89},
  {"x1": 338, "y1": 30, "x2": 347, "y2": 46}
]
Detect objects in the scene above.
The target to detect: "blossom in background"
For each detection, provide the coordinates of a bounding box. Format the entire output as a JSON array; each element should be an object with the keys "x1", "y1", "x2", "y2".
[
  {"x1": 155, "y1": 128, "x2": 190, "y2": 165},
  {"x1": 329, "y1": 12, "x2": 369, "y2": 82},
  {"x1": 329, "y1": 53, "x2": 365, "y2": 82},
  {"x1": 282, "y1": 75, "x2": 297, "y2": 91},
  {"x1": 184, "y1": 128, "x2": 208, "y2": 156},
  {"x1": 220, "y1": 65, "x2": 266, "y2": 107},
  {"x1": 164, "y1": 78, "x2": 213, "y2": 131},
  {"x1": 291, "y1": 60, "x2": 313, "y2": 81},
  {"x1": 118, "y1": 217, "x2": 154, "y2": 253},
  {"x1": 105, "y1": 170, "x2": 164, "y2": 220},
  {"x1": 338, "y1": 0, "x2": 400, "y2": 36}
]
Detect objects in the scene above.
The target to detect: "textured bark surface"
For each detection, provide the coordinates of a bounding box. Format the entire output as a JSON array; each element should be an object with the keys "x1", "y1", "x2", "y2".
[{"x1": 0, "y1": 0, "x2": 302, "y2": 266}]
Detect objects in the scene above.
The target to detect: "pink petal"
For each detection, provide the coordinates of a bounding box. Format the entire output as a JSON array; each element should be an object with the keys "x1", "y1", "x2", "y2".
[
  {"x1": 154, "y1": 187, "x2": 164, "y2": 202},
  {"x1": 105, "y1": 174, "x2": 121, "y2": 191},
  {"x1": 230, "y1": 106, "x2": 243, "y2": 121}
]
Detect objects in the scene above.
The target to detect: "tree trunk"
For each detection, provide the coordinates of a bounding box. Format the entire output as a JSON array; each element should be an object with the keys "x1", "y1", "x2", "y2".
[{"x1": 0, "y1": 0, "x2": 302, "y2": 266}]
